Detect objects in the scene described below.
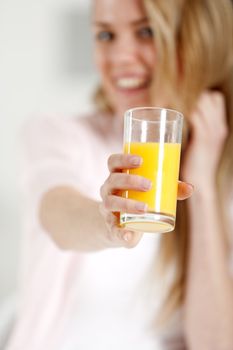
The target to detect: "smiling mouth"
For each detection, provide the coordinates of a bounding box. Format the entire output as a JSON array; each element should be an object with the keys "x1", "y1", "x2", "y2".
[{"x1": 116, "y1": 77, "x2": 151, "y2": 90}]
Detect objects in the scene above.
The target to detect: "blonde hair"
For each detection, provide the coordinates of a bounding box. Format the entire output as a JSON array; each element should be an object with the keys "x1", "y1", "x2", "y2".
[
  {"x1": 93, "y1": 0, "x2": 233, "y2": 325},
  {"x1": 144, "y1": 0, "x2": 233, "y2": 324},
  {"x1": 93, "y1": 86, "x2": 113, "y2": 114}
]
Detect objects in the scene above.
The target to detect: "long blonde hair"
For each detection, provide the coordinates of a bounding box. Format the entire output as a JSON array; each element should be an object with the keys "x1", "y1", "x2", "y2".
[
  {"x1": 93, "y1": 0, "x2": 233, "y2": 324},
  {"x1": 144, "y1": 0, "x2": 233, "y2": 324}
]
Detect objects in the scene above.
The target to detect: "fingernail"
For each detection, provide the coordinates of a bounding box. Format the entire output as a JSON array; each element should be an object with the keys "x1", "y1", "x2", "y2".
[
  {"x1": 135, "y1": 202, "x2": 148, "y2": 212},
  {"x1": 123, "y1": 232, "x2": 133, "y2": 242},
  {"x1": 130, "y1": 156, "x2": 142, "y2": 166},
  {"x1": 142, "y1": 179, "x2": 152, "y2": 190}
]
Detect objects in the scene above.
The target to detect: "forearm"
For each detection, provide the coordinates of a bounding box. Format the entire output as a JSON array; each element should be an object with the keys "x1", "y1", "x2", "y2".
[
  {"x1": 39, "y1": 186, "x2": 109, "y2": 252},
  {"x1": 184, "y1": 187, "x2": 233, "y2": 349}
]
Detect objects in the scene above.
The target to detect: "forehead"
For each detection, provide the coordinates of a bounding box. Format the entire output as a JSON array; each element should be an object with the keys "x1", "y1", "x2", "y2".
[{"x1": 93, "y1": 0, "x2": 147, "y2": 24}]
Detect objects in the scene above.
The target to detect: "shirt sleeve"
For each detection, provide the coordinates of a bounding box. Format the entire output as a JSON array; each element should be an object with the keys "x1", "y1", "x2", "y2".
[
  {"x1": 20, "y1": 115, "x2": 86, "y2": 217},
  {"x1": 7, "y1": 116, "x2": 86, "y2": 350}
]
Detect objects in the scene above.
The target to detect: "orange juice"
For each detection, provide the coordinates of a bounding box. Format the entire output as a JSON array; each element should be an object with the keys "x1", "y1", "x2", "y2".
[{"x1": 123, "y1": 142, "x2": 181, "y2": 218}]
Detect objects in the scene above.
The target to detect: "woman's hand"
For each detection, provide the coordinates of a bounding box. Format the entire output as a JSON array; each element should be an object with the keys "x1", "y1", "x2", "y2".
[
  {"x1": 99, "y1": 154, "x2": 193, "y2": 249},
  {"x1": 182, "y1": 91, "x2": 228, "y2": 191}
]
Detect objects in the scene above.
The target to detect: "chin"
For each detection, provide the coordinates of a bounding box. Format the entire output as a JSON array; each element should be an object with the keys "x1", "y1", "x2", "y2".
[
  {"x1": 123, "y1": 103, "x2": 150, "y2": 114},
  {"x1": 117, "y1": 99, "x2": 151, "y2": 113},
  {"x1": 107, "y1": 90, "x2": 151, "y2": 115}
]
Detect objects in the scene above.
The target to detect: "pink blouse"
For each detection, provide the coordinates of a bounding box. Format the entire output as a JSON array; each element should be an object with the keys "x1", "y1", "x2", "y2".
[{"x1": 8, "y1": 113, "x2": 231, "y2": 349}]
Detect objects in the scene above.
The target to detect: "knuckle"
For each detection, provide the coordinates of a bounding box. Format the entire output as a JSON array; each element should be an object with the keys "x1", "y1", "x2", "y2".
[
  {"x1": 111, "y1": 172, "x2": 119, "y2": 182},
  {"x1": 110, "y1": 173, "x2": 119, "y2": 189},
  {"x1": 108, "y1": 153, "x2": 125, "y2": 172},
  {"x1": 213, "y1": 91, "x2": 223, "y2": 101},
  {"x1": 100, "y1": 177, "x2": 110, "y2": 197},
  {"x1": 109, "y1": 226, "x2": 121, "y2": 244},
  {"x1": 199, "y1": 91, "x2": 208, "y2": 105},
  {"x1": 116, "y1": 226, "x2": 124, "y2": 239},
  {"x1": 110, "y1": 221, "x2": 118, "y2": 232},
  {"x1": 100, "y1": 184, "x2": 105, "y2": 199},
  {"x1": 107, "y1": 154, "x2": 115, "y2": 170},
  {"x1": 106, "y1": 213, "x2": 113, "y2": 226},
  {"x1": 103, "y1": 196, "x2": 111, "y2": 210},
  {"x1": 107, "y1": 173, "x2": 115, "y2": 187}
]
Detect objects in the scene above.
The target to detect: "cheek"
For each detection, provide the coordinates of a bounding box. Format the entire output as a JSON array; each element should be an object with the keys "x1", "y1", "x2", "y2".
[
  {"x1": 145, "y1": 46, "x2": 157, "y2": 72},
  {"x1": 94, "y1": 48, "x2": 109, "y2": 79}
]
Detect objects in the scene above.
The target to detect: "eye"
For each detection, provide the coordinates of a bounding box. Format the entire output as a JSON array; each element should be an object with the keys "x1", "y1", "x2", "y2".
[
  {"x1": 137, "y1": 26, "x2": 154, "y2": 39},
  {"x1": 96, "y1": 31, "x2": 115, "y2": 42}
]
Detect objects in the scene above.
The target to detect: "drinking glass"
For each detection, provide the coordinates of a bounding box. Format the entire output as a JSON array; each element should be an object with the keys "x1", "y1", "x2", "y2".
[{"x1": 120, "y1": 107, "x2": 183, "y2": 234}]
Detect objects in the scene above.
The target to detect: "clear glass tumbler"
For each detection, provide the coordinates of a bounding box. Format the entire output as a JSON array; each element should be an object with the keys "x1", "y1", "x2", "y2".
[{"x1": 120, "y1": 107, "x2": 183, "y2": 234}]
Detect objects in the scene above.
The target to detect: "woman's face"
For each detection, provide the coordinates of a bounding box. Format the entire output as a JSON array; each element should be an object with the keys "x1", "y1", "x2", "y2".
[{"x1": 93, "y1": 0, "x2": 157, "y2": 117}]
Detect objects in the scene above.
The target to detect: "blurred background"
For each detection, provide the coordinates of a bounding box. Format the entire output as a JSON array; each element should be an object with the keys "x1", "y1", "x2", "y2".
[{"x1": 0, "y1": 0, "x2": 96, "y2": 335}]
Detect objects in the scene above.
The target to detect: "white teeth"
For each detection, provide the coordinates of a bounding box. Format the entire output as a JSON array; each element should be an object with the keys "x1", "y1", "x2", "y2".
[{"x1": 116, "y1": 77, "x2": 147, "y2": 89}]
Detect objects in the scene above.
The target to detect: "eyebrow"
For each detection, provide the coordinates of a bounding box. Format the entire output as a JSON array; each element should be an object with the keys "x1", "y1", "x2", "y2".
[{"x1": 93, "y1": 17, "x2": 149, "y2": 27}]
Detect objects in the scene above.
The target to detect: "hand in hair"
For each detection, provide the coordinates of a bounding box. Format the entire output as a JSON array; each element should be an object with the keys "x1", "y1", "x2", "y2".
[{"x1": 182, "y1": 90, "x2": 227, "y2": 192}]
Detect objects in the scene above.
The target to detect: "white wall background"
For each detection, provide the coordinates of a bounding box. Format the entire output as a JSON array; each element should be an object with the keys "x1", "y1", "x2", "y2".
[{"x1": 0, "y1": 0, "x2": 97, "y2": 304}]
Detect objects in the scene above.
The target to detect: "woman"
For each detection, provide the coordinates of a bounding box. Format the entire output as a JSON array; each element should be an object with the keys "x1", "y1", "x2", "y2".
[{"x1": 6, "y1": 0, "x2": 233, "y2": 349}]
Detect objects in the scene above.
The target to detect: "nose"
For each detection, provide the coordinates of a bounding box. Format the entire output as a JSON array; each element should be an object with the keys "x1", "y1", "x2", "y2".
[{"x1": 111, "y1": 34, "x2": 141, "y2": 66}]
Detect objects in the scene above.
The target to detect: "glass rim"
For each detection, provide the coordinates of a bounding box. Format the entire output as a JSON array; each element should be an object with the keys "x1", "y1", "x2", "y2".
[{"x1": 125, "y1": 106, "x2": 183, "y2": 123}]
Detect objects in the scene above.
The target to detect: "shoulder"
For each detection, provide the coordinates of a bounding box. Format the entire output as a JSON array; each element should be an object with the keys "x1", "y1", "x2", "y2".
[
  {"x1": 23, "y1": 112, "x2": 111, "y2": 135},
  {"x1": 20, "y1": 112, "x2": 115, "y2": 164},
  {"x1": 21, "y1": 113, "x2": 104, "y2": 146},
  {"x1": 22, "y1": 114, "x2": 83, "y2": 137}
]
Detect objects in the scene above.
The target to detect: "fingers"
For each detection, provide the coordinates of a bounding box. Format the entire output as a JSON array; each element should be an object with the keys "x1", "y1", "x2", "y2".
[
  {"x1": 101, "y1": 175, "x2": 192, "y2": 203},
  {"x1": 99, "y1": 179, "x2": 194, "y2": 249},
  {"x1": 177, "y1": 181, "x2": 194, "y2": 200},
  {"x1": 100, "y1": 173, "x2": 152, "y2": 198},
  {"x1": 103, "y1": 195, "x2": 148, "y2": 214},
  {"x1": 99, "y1": 204, "x2": 144, "y2": 249},
  {"x1": 122, "y1": 230, "x2": 144, "y2": 248},
  {"x1": 108, "y1": 154, "x2": 142, "y2": 172},
  {"x1": 197, "y1": 91, "x2": 225, "y2": 116},
  {"x1": 111, "y1": 225, "x2": 144, "y2": 249},
  {"x1": 102, "y1": 181, "x2": 193, "y2": 208},
  {"x1": 191, "y1": 91, "x2": 227, "y2": 135}
]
